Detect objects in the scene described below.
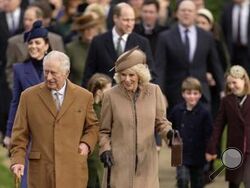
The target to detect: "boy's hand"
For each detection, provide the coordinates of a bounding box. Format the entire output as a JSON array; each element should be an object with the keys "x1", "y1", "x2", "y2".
[{"x1": 205, "y1": 153, "x2": 217, "y2": 162}]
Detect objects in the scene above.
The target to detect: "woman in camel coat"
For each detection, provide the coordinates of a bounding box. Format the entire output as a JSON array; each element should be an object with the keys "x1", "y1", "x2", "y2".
[{"x1": 99, "y1": 47, "x2": 172, "y2": 188}]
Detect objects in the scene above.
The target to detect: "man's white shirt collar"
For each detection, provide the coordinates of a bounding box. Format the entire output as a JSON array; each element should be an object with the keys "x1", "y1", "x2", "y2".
[
  {"x1": 51, "y1": 81, "x2": 67, "y2": 96},
  {"x1": 112, "y1": 27, "x2": 129, "y2": 42}
]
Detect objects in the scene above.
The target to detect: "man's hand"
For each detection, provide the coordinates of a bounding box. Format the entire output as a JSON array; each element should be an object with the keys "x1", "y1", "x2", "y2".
[
  {"x1": 11, "y1": 164, "x2": 24, "y2": 179},
  {"x1": 78, "y1": 143, "x2": 89, "y2": 156},
  {"x1": 206, "y1": 72, "x2": 216, "y2": 86},
  {"x1": 3, "y1": 136, "x2": 11, "y2": 150},
  {"x1": 205, "y1": 153, "x2": 217, "y2": 162}
]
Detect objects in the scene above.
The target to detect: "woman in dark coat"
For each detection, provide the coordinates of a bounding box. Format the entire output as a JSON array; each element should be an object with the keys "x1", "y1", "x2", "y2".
[{"x1": 206, "y1": 65, "x2": 250, "y2": 188}]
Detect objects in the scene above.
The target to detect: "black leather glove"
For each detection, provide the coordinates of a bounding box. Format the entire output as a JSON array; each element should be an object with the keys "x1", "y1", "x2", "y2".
[
  {"x1": 166, "y1": 129, "x2": 174, "y2": 147},
  {"x1": 100, "y1": 150, "x2": 114, "y2": 168},
  {"x1": 167, "y1": 129, "x2": 174, "y2": 139}
]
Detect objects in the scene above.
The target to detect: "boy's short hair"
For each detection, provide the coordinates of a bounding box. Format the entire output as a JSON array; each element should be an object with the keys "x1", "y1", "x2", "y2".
[{"x1": 181, "y1": 77, "x2": 202, "y2": 93}]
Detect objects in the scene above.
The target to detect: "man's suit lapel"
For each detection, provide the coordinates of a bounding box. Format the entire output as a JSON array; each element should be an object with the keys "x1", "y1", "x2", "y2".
[
  {"x1": 229, "y1": 95, "x2": 248, "y2": 125},
  {"x1": 247, "y1": 4, "x2": 250, "y2": 46},
  {"x1": 23, "y1": 62, "x2": 43, "y2": 85},
  {"x1": 56, "y1": 80, "x2": 76, "y2": 120},
  {"x1": 174, "y1": 26, "x2": 189, "y2": 67},
  {"x1": 19, "y1": 9, "x2": 24, "y2": 30},
  {"x1": 125, "y1": 33, "x2": 135, "y2": 50},
  {"x1": 228, "y1": 3, "x2": 234, "y2": 42},
  {"x1": 38, "y1": 80, "x2": 76, "y2": 119},
  {"x1": 236, "y1": 95, "x2": 250, "y2": 123},
  {"x1": 125, "y1": 33, "x2": 144, "y2": 51},
  {"x1": 104, "y1": 31, "x2": 118, "y2": 60},
  {"x1": 1, "y1": 13, "x2": 10, "y2": 34},
  {"x1": 192, "y1": 27, "x2": 200, "y2": 65},
  {"x1": 38, "y1": 83, "x2": 58, "y2": 118}
]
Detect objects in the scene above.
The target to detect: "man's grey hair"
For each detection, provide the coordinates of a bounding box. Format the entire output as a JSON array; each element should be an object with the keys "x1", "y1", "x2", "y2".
[{"x1": 43, "y1": 51, "x2": 70, "y2": 73}]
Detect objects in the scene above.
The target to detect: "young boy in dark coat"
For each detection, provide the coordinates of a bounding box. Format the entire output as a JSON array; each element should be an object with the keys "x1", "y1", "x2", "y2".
[{"x1": 169, "y1": 77, "x2": 212, "y2": 188}]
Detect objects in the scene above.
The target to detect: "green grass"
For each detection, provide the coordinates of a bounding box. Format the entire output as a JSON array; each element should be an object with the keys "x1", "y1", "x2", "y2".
[
  {"x1": 0, "y1": 165, "x2": 14, "y2": 188},
  {"x1": 0, "y1": 147, "x2": 14, "y2": 188},
  {"x1": 213, "y1": 126, "x2": 227, "y2": 174}
]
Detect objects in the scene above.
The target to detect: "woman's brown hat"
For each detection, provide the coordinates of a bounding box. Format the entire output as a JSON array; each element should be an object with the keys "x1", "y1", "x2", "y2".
[
  {"x1": 71, "y1": 13, "x2": 99, "y2": 31},
  {"x1": 111, "y1": 46, "x2": 147, "y2": 72}
]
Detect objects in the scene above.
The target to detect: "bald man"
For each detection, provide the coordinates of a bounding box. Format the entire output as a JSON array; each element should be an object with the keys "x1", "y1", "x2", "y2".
[
  {"x1": 82, "y1": 2, "x2": 155, "y2": 86},
  {"x1": 155, "y1": 0, "x2": 224, "y2": 111}
]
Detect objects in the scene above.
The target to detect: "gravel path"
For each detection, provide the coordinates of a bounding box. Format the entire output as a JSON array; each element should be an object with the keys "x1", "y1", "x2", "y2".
[{"x1": 159, "y1": 145, "x2": 227, "y2": 188}]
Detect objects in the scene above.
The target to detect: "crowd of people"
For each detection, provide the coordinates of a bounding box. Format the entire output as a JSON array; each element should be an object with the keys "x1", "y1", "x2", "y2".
[{"x1": 0, "y1": 0, "x2": 250, "y2": 187}]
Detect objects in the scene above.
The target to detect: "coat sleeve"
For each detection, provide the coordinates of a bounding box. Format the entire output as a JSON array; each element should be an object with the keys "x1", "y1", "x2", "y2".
[
  {"x1": 142, "y1": 37, "x2": 157, "y2": 82},
  {"x1": 207, "y1": 35, "x2": 224, "y2": 92},
  {"x1": 10, "y1": 92, "x2": 30, "y2": 166},
  {"x1": 80, "y1": 94, "x2": 99, "y2": 154},
  {"x1": 154, "y1": 33, "x2": 167, "y2": 95},
  {"x1": 168, "y1": 107, "x2": 177, "y2": 130},
  {"x1": 206, "y1": 98, "x2": 227, "y2": 154},
  {"x1": 202, "y1": 109, "x2": 213, "y2": 147},
  {"x1": 6, "y1": 65, "x2": 23, "y2": 137},
  {"x1": 5, "y1": 38, "x2": 18, "y2": 90},
  {"x1": 220, "y1": 4, "x2": 228, "y2": 44},
  {"x1": 99, "y1": 92, "x2": 112, "y2": 154},
  {"x1": 155, "y1": 85, "x2": 172, "y2": 139}
]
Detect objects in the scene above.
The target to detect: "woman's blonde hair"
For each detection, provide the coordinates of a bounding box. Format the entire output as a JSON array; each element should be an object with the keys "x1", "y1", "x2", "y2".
[
  {"x1": 113, "y1": 63, "x2": 151, "y2": 85},
  {"x1": 225, "y1": 65, "x2": 250, "y2": 95}
]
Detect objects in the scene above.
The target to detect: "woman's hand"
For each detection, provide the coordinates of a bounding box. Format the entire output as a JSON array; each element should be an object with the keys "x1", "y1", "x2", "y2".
[{"x1": 100, "y1": 150, "x2": 114, "y2": 168}]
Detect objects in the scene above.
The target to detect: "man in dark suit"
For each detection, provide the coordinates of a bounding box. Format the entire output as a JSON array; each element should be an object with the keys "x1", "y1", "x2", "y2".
[
  {"x1": 133, "y1": 0, "x2": 168, "y2": 58},
  {"x1": 0, "y1": 0, "x2": 24, "y2": 65},
  {"x1": 82, "y1": 2, "x2": 154, "y2": 86},
  {"x1": 0, "y1": 0, "x2": 24, "y2": 137},
  {"x1": 220, "y1": 0, "x2": 250, "y2": 74},
  {"x1": 155, "y1": 0, "x2": 224, "y2": 110}
]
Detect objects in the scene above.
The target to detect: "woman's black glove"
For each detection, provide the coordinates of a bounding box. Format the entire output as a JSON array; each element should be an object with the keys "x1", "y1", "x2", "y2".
[
  {"x1": 100, "y1": 150, "x2": 114, "y2": 168},
  {"x1": 166, "y1": 129, "x2": 174, "y2": 146}
]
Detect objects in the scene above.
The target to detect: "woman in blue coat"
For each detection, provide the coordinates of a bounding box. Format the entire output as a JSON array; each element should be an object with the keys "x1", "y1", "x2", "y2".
[{"x1": 3, "y1": 20, "x2": 49, "y2": 188}]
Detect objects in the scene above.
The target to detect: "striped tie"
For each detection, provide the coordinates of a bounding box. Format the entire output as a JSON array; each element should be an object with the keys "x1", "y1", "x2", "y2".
[{"x1": 54, "y1": 92, "x2": 61, "y2": 111}]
